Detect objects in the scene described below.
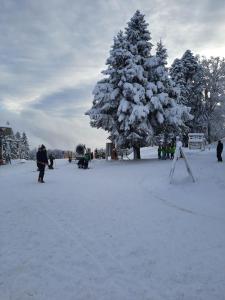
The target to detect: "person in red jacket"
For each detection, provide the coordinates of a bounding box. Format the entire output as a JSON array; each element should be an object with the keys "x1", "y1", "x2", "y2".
[{"x1": 36, "y1": 145, "x2": 48, "y2": 183}]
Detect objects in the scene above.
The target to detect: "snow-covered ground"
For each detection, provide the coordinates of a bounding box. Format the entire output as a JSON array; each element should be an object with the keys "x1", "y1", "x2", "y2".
[{"x1": 0, "y1": 147, "x2": 225, "y2": 300}]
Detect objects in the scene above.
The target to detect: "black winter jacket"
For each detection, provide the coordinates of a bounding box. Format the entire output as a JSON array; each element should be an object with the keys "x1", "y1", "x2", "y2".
[
  {"x1": 36, "y1": 149, "x2": 48, "y2": 164},
  {"x1": 217, "y1": 142, "x2": 223, "y2": 154}
]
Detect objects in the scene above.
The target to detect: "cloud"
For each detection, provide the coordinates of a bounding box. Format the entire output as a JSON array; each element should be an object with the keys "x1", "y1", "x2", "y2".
[
  {"x1": 0, "y1": 106, "x2": 108, "y2": 150},
  {"x1": 0, "y1": 0, "x2": 225, "y2": 149},
  {"x1": 31, "y1": 84, "x2": 93, "y2": 116}
]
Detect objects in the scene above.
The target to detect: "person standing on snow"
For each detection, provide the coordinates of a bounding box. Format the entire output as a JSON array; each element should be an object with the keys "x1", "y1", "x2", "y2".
[
  {"x1": 48, "y1": 153, "x2": 55, "y2": 169},
  {"x1": 36, "y1": 144, "x2": 48, "y2": 183},
  {"x1": 217, "y1": 140, "x2": 223, "y2": 162},
  {"x1": 158, "y1": 144, "x2": 162, "y2": 159},
  {"x1": 166, "y1": 143, "x2": 171, "y2": 159},
  {"x1": 161, "y1": 144, "x2": 167, "y2": 160},
  {"x1": 36, "y1": 145, "x2": 41, "y2": 171},
  {"x1": 170, "y1": 143, "x2": 176, "y2": 160}
]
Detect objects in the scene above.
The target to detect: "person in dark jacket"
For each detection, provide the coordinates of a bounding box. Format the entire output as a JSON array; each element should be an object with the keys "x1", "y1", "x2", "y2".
[
  {"x1": 158, "y1": 145, "x2": 162, "y2": 159},
  {"x1": 78, "y1": 153, "x2": 90, "y2": 169},
  {"x1": 48, "y1": 153, "x2": 55, "y2": 169},
  {"x1": 217, "y1": 140, "x2": 223, "y2": 162},
  {"x1": 36, "y1": 145, "x2": 41, "y2": 171},
  {"x1": 36, "y1": 145, "x2": 48, "y2": 183}
]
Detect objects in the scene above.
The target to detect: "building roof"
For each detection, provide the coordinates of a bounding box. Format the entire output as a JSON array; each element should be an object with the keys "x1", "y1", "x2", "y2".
[{"x1": 0, "y1": 126, "x2": 13, "y2": 136}]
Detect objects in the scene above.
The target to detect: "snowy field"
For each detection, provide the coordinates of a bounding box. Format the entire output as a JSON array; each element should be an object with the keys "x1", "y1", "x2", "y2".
[{"x1": 0, "y1": 147, "x2": 225, "y2": 300}]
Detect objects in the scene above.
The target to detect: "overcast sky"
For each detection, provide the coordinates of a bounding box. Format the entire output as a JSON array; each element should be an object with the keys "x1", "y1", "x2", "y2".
[{"x1": 0, "y1": 0, "x2": 225, "y2": 150}]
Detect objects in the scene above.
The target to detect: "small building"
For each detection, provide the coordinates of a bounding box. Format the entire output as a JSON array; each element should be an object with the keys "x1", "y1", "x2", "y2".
[{"x1": 188, "y1": 133, "x2": 206, "y2": 150}]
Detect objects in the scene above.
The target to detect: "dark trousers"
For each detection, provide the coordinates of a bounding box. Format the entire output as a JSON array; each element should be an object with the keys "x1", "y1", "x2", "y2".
[
  {"x1": 37, "y1": 163, "x2": 45, "y2": 180},
  {"x1": 217, "y1": 152, "x2": 222, "y2": 162},
  {"x1": 49, "y1": 160, "x2": 54, "y2": 169}
]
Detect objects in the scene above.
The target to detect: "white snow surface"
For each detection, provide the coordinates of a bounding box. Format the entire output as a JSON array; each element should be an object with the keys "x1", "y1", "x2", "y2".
[{"x1": 1, "y1": 148, "x2": 225, "y2": 300}]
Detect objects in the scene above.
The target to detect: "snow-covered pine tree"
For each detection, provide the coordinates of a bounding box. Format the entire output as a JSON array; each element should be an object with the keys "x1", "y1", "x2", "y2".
[
  {"x1": 87, "y1": 11, "x2": 155, "y2": 159},
  {"x1": 182, "y1": 50, "x2": 204, "y2": 131},
  {"x1": 87, "y1": 11, "x2": 153, "y2": 159},
  {"x1": 15, "y1": 132, "x2": 22, "y2": 159},
  {"x1": 86, "y1": 30, "x2": 128, "y2": 140},
  {"x1": 170, "y1": 50, "x2": 204, "y2": 132},
  {"x1": 181, "y1": 50, "x2": 199, "y2": 86},
  {"x1": 145, "y1": 41, "x2": 192, "y2": 141},
  {"x1": 2, "y1": 138, "x2": 11, "y2": 162},
  {"x1": 155, "y1": 39, "x2": 168, "y2": 67},
  {"x1": 20, "y1": 132, "x2": 30, "y2": 160},
  {"x1": 115, "y1": 10, "x2": 154, "y2": 159},
  {"x1": 87, "y1": 11, "x2": 193, "y2": 159},
  {"x1": 8, "y1": 131, "x2": 18, "y2": 159},
  {"x1": 170, "y1": 58, "x2": 186, "y2": 103},
  {"x1": 115, "y1": 16, "x2": 192, "y2": 157}
]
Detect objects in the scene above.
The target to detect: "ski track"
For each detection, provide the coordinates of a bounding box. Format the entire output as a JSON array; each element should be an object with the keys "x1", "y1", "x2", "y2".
[
  {"x1": 137, "y1": 156, "x2": 225, "y2": 223},
  {"x1": 142, "y1": 181, "x2": 225, "y2": 222}
]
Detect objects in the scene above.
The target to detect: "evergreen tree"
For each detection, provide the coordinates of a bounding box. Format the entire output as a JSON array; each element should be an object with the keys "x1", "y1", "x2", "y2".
[
  {"x1": 9, "y1": 131, "x2": 18, "y2": 159},
  {"x1": 15, "y1": 131, "x2": 21, "y2": 141},
  {"x1": 116, "y1": 10, "x2": 154, "y2": 159},
  {"x1": 182, "y1": 50, "x2": 199, "y2": 85},
  {"x1": 146, "y1": 41, "x2": 192, "y2": 140},
  {"x1": 170, "y1": 50, "x2": 204, "y2": 132},
  {"x1": 155, "y1": 39, "x2": 168, "y2": 67},
  {"x1": 15, "y1": 132, "x2": 22, "y2": 159},
  {"x1": 86, "y1": 31, "x2": 128, "y2": 138},
  {"x1": 170, "y1": 58, "x2": 186, "y2": 103},
  {"x1": 87, "y1": 11, "x2": 192, "y2": 159},
  {"x1": 87, "y1": 12, "x2": 153, "y2": 159},
  {"x1": 182, "y1": 51, "x2": 204, "y2": 132},
  {"x1": 20, "y1": 132, "x2": 30, "y2": 159}
]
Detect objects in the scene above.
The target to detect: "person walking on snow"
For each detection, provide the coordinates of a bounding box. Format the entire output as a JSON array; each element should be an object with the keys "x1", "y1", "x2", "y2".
[
  {"x1": 36, "y1": 144, "x2": 48, "y2": 183},
  {"x1": 217, "y1": 140, "x2": 223, "y2": 162}
]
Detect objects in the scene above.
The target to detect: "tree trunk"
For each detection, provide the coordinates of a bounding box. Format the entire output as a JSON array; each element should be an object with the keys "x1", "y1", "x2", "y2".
[{"x1": 133, "y1": 145, "x2": 141, "y2": 159}]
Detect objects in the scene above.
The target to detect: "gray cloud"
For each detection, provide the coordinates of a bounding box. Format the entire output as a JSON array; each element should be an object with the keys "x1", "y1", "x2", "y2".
[
  {"x1": 0, "y1": 0, "x2": 225, "y2": 148},
  {"x1": 31, "y1": 84, "x2": 93, "y2": 116},
  {"x1": 0, "y1": 107, "x2": 108, "y2": 149}
]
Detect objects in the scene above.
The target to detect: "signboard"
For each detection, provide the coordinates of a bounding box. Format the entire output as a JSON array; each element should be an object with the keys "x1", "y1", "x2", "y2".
[
  {"x1": 188, "y1": 133, "x2": 205, "y2": 150},
  {"x1": 169, "y1": 143, "x2": 195, "y2": 184}
]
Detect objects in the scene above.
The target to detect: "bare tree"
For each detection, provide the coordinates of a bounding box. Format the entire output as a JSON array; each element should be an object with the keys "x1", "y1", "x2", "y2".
[{"x1": 201, "y1": 56, "x2": 225, "y2": 142}]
